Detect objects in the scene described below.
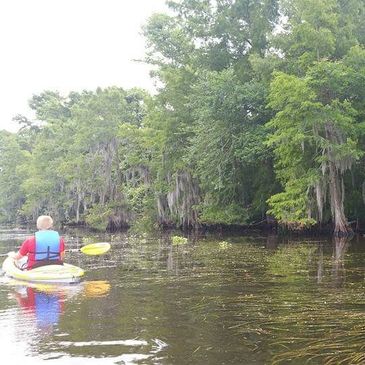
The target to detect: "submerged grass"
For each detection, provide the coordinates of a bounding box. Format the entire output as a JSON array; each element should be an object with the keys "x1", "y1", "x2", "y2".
[
  {"x1": 267, "y1": 244, "x2": 317, "y2": 278},
  {"x1": 66, "y1": 233, "x2": 365, "y2": 364},
  {"x1": 269, "y1": 308, "x2": 365, "y2": 364}
]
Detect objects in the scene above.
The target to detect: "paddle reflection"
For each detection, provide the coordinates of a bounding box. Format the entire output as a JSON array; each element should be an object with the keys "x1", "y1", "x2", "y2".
[{"x1": 82, "y1": 280, "x2": 111, "y2": 298}]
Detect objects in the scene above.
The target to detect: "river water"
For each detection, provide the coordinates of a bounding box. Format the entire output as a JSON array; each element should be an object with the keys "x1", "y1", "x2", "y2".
[{"x1": 0, "y1": 229, "x2": 365, "y2": 364}]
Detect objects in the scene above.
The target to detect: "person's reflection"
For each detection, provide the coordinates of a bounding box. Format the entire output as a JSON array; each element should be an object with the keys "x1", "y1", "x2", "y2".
[
  {"x1": 12, "y1": 285, "x2": 65, "y2": 331},
  {"x1": 331, "y1": 236, "x2": 349, "y2": 286},
  {"x1": 11, "y1": 280, "x2": 110, "y2": 331}
]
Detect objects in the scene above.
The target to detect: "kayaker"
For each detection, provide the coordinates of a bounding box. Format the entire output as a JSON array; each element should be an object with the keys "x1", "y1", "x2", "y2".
[{"x1": 8, "y1": 215, "x2": 65, "y2": 270}]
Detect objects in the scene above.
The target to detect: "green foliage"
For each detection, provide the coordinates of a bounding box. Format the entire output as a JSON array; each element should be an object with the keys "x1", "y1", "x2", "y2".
[
  {"x1": 2, "y1": 0, "x2": 365, "y2": 233},
  {"x1": 140, "y1": 0, "x2": 280, "y2": 228},
  {"x1": 267, "y1": 180, "x2": 317, "y2": 228},
  {"x1": 84, "y1": 204, "x2": 112, "y2": 231},
  {"x1": 0, "y1": 132, "x2": 29, "y2": 222},
  {"x1": 1, "y1": 87, "x2": 150, "y2": 228},
  {"x1": 199, "y1": 202, "x2": 249, "y2": 226},
  {"x1": 266, "y1": 48, "x2": 365, "y2": 231}
]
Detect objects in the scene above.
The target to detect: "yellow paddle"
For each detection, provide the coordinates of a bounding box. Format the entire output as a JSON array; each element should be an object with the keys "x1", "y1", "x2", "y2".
[{"x1": 79, "y1": 242, "x2": 111, "y2": 256}]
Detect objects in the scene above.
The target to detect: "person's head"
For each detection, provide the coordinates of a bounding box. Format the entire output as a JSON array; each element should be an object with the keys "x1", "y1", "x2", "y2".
[{"x1": 36, "y1": 215, "x2": 53, "y2": 230}]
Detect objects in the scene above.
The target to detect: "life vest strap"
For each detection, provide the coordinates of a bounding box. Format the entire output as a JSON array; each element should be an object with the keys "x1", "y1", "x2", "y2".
[{"x1": 29, "y1": 248, "x2": 61, "y2": 261}]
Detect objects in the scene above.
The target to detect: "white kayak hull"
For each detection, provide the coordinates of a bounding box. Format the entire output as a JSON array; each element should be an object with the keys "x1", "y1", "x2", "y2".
[{"x1": 2, "y1": 257, "x2": 85, "y2": 284}]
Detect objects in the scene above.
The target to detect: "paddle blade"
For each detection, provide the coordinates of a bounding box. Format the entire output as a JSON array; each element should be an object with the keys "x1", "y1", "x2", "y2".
[{"x1": 80, "y1": 242, "x2": 111, "y2": 255}]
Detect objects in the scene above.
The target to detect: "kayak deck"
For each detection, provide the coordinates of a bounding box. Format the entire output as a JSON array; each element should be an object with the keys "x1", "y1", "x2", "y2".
[{"x1": 2, "y1": 257, "x2": 84, "y2": 284}]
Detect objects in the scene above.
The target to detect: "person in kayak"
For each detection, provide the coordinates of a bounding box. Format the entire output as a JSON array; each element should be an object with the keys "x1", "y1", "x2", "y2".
[{"x1": 8, "y1": 215, "x2": 65, "y2": 270}]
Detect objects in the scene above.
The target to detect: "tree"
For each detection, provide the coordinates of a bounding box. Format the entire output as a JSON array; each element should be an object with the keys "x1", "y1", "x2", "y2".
[
  {"x1": 143, "y1": 0, "x2": 279, "y2": 228},
  {"x1": 0, "y1": 131, "x2": 29, "y2": 223},
  {"x1": 265, "y1": 0, "x2": 365, "y2": 234}
]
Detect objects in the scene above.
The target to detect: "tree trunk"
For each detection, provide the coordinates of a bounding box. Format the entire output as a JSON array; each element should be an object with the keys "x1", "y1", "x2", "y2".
[
  {"x1": 328, "y1": 160, "x2": 351, "y2": 235},
  {"x1": 324, "y1": 122, "x2": 353, "y2": 236},
  {"x1": 76, "y1": 191, "x2": 81, "y2": 223}
]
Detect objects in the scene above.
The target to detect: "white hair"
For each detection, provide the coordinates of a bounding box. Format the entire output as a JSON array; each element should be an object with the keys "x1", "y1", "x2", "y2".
[{"x1": 36, "y1": 215, "x2": 53, "y2": 230}]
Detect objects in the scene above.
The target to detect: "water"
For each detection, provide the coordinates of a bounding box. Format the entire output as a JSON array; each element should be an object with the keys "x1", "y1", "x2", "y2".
[{"x1": 1, "y1": 229, "x2": 365, "y2": 364}]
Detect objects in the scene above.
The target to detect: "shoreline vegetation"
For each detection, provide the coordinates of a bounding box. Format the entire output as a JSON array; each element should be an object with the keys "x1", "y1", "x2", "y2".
[{"x1": 1, "y1": 0, "x2": 365, "y2": 236}]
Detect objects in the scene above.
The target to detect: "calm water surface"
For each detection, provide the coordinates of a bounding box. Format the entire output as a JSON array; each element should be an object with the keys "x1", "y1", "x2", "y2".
[{"x1": 0, "y1": 229, "x2": 365, "y2": 364}]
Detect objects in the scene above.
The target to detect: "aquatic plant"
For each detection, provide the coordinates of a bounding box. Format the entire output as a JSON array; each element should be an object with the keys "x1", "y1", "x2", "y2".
[
  {"x1": 218, "y1": 241, "x2": 233, "y2": 250},
  {"x1": 172, "y1": 236, "x2": 188, "y2": 245}
]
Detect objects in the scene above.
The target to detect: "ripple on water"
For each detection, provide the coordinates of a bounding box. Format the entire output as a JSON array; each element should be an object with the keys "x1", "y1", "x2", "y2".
[
  {"x1": 57, "y1": 339, "x2": 149, "y2": 347},
  {"x1": 48, "y1": 338, "x2": 168, "y2": 364}
]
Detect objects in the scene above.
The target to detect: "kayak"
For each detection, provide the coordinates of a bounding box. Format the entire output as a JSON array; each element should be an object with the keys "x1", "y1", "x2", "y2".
[{"x1": 2, "y1": 257, "x2": 85, "y2": 284}]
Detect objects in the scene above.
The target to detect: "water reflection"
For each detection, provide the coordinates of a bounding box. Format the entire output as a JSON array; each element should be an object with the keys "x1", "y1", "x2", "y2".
[
  {"x1": 82, "y1": 281, "x2": 111, "y2": 298},
  {"x1": 8, "y1": 280, "x2": 111, "y2": 332},
  {"x1": 331, "y1": 236, "x2": 349, "y2": 286},
  {"x1": 12, "y1": 285, "x2": 65, "y2": 330},
  {"x1": 265, "y1": 234, "x2": 278, "y2": 250}
]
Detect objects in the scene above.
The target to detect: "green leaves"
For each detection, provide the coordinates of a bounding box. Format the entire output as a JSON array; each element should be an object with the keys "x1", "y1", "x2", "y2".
[
  {"x1": 1, "y1": 87, "x2": 150, "y2": 229},
  {"x1": 0, "y1": 132, "x2": 29, "y2": 222},
  {"x1": 266, "y1": 43, "x2": 365, "y2": 232},
  {"x1": 267, "y1": 179, "x2": 317, "y2": 228}
]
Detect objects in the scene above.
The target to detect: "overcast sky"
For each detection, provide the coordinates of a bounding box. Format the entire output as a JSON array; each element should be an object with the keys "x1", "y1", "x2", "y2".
[{"x1": 0, "y1": 0, "x2": 167, "y2": 132}]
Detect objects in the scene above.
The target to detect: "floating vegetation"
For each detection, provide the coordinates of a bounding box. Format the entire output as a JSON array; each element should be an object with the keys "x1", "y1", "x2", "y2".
[
  {"x1": 218, "y1": 241, "x2": 232, "y2": 250},
  {"x1": 172, "y1": 236, "x2": 188, "y2": 245}
]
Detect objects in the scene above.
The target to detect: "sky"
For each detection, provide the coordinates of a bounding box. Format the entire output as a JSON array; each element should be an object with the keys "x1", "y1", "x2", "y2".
[{"x1": 0, "y1": 0, "x2": 167, "y2": 132}]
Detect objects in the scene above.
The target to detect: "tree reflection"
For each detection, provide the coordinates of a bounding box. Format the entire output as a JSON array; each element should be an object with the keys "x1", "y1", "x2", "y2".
[
  {"x1": 331, "y1": 236, "x2": 349, "y2": 286},
  {"x1": 266, "y1": 234, "x2": 278, "y2": 250},
  {"x1": 316, "y1": 244, "x2": 324, "y2": 283}
]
